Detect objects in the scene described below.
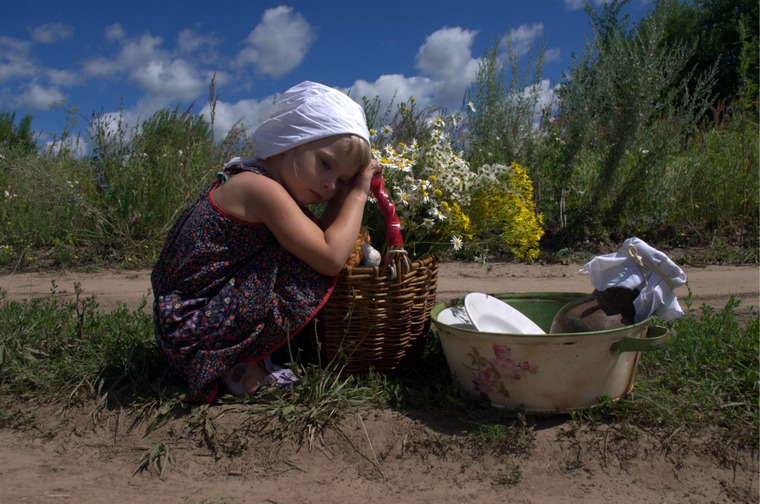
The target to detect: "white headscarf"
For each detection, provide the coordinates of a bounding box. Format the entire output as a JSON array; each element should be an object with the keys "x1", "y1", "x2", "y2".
[{"x1": 251, "y1": 81, "x2": 370, "y2": 160}]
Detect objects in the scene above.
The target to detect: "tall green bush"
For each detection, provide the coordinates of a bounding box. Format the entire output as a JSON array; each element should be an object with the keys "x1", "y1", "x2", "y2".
[
  {"x1": 0, "y1": 111, "x2": 36, "y2": 155},
  {"x1": 656, "y1": 0, "x2": 759, "y2": 108},
  {"x1": 665, "y1": 106, "x2": 758, "y2": 245},
  {"x1": 0, "y1": 146, "x2": 98, "y2": 268},
  {"x1": 75, "y1": 107, "x2": 216, "y2": 251},
  {"x1": 465, "y1": 36, "x2": 545, "y2": 169},
  {"x1": 537, "y1": 0, "x2": 716, "y2": 243},
  {"x1": 0, "y1": 102, "x2": 256, "y2": 269}
]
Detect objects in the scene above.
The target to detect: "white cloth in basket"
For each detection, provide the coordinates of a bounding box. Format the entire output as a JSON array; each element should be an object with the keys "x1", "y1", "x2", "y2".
[{"x1": 578, "y1": 237, "x2": 687, "y2": 323}]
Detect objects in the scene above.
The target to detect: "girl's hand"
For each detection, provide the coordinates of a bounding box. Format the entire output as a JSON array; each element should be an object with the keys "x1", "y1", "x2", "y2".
[{"x1": 347, "y1": 159, "x2": 381, "y2": 196}]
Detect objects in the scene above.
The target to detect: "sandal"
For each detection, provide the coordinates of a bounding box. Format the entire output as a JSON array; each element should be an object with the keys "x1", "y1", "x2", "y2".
[
  {"x1": 261, "y1": 357, "x2": 299, "y2": 388},
  {"x1": 221, "y1": 358, "x2": 298, "y2": 397}
]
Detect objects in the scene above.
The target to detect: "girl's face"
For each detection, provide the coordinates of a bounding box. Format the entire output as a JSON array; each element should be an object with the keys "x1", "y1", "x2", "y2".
[{"x1": 275, "y1": 135, "x2": 365, "y2": 206}]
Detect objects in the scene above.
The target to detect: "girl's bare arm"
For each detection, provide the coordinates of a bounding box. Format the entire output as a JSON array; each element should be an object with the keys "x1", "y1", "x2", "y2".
[{"x1": 217, "y1": 163, "x2": 378, "y2": 276}]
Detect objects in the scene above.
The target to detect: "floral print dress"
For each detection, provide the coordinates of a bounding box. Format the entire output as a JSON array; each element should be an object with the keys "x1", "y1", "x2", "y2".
[{"x1": 151, "y1": 163, "x2": 336, "y2": 402}]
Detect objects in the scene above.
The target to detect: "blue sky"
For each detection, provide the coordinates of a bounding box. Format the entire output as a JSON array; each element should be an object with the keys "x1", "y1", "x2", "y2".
[{"x1": 1, "y1": 0, "x2": 653, "y2": 151}]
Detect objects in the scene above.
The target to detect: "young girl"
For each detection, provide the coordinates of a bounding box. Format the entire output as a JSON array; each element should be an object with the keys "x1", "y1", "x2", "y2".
[{"x1": 151, "y1": 81, "x2": 380, "y2": 402}]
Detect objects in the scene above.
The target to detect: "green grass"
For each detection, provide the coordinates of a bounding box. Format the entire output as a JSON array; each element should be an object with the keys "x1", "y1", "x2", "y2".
[
  {"x1": 636, "y1": 298, "x2": 758, "y2": 441},
  {"x1": 0, "y1": 283, "x2": 160, "y2": 405},
  {"x1": 568, "y1": 297, "x2": 758, "y2": 450},
  {"x1": 0, "y1": 285, "x2": 757, "y2": 454}
]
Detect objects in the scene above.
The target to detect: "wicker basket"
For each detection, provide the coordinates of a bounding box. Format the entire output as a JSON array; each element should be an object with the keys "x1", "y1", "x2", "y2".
[{"x1": 309, "y1": 176, "x2": 439, "y2": 373}]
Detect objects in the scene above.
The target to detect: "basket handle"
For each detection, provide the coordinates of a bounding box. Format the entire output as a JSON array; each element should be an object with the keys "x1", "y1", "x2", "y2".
[
  {"x1": 369, "y1": 174, "x2": 413, "y2": 279},
  {"x1": 370, "y1": 174, "x2": 404, "y2": 249}
]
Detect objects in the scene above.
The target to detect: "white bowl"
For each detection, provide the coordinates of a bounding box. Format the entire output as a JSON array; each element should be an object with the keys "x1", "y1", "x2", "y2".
[
  {"x1": 436, "y1": 306, "x2": 476, "y2": 329},
  {"x1": 464, "y1": 292, "x2": 545, "y2": 334}
]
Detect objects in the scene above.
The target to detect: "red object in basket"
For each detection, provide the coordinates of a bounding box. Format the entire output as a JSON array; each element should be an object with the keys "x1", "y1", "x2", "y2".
[{"x1": 370, "y1": 174, "x2": 403, "y2": 248}]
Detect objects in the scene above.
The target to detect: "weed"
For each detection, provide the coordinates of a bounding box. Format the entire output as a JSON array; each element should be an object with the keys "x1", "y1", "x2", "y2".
[
  {"x1": 403, "y1": 431, "x2": 456, "y2": 458},
  {"x1": 494, "y1": 463, "x2": 523, "y2": 486},
  {"x1": 0, "y1": 285, "x2": 162, "y2": 405},
  {"x1": 0, "y1": 405, "x2": 36, "y2": 430},
  {"x1": 133, "y1": 441, "x2": 176, "y2": 478},
  {"x1": 186, "y1": 403, "x2": 218, "y2": 450},
  {"x1": 245, "y1": 362, "x2": 384, "y2": 449},
  {"x1": 470, "y1": 415, "x2": 533, "y2": 449},
  {"x1": 133, "y1": 394, "x2": 191, "y2": 435}
]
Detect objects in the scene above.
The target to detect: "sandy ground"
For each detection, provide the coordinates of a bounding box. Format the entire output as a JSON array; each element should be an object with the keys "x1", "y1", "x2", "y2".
[{"x1": 0, "y1": 261, "x2": 758, "y2": 503}]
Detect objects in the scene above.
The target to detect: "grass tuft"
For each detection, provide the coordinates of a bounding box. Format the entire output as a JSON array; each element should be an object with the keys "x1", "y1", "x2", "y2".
[{"x1": 133, "y1": 441, "x2": 176, "y2": 478}]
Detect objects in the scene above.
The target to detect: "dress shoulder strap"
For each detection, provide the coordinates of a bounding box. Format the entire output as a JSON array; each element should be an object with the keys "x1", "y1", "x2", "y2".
[{"x1": 216, "y1": 157, "x2": 271, "y2": 185}]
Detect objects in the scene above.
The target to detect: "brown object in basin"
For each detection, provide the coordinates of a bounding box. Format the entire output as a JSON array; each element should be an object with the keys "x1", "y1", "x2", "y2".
[{"x1": 550, "y1": 287, "x2": 640, "y2": 333}]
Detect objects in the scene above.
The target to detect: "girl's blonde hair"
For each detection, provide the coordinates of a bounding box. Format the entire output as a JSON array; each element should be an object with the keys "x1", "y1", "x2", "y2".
[{"x1": 346, "y1": 134, "x2": 372, "y2": 169}]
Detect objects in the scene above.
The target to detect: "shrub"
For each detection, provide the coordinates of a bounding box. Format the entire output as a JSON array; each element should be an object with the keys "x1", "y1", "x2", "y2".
[
  {"x1": 538, "y1": 0, "x2": 716, "y2": 243},
  {"x1": 468, "y1": 163, "x2": 544, "y2": 261},
  {"x1": 0, "y1": 111, "x2": 36, "y2": 155}
]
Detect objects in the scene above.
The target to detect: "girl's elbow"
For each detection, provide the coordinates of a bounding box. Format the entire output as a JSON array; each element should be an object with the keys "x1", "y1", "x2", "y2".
[
  {"x1": 322, "y1": 266, "x2": 343, "y2": 277},
  {"x1": 313, "y1": 257, "x2": 345, "y2": 277}
]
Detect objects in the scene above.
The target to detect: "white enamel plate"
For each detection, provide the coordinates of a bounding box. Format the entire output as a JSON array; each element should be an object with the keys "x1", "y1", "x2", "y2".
[
  {"x1": 436, "y1": 306, "x2": 476, "y2": 329},
  {"x1": 463, "y1": 292, "x2": 546, "y2": 334}
]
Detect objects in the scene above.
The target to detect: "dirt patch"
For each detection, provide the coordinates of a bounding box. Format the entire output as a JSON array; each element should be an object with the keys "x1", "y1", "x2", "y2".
[
  {"x1": 0, "y1": 261, "x2": 758, "y2": 503},
  {"x1": 2, "y1": 261, "x2": 758, "y2": 312}
]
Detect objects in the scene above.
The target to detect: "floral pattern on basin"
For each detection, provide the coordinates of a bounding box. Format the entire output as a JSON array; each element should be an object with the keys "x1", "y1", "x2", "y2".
[{"x1": 466, "y1": 344, "x2": 535, "y2": 398}]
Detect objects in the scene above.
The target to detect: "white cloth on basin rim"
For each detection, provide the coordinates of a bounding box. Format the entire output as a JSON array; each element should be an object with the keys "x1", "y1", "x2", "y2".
[{"x1": 577, "y1": 237, "x2": 687, "y2": 323}]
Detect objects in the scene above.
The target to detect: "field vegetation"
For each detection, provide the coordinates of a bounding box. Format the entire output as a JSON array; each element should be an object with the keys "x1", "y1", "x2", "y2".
[{"x1": 0, "y1": 0, "x2": 756, "y2": 270}]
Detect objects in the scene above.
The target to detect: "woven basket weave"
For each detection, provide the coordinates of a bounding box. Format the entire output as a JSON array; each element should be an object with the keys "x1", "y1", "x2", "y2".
[
  {"x1": 310, "y1": 251, "x2": 438, "y2": 373},
  {"x1": 309, "y1": 174, "x2": 438, "y2": 372}
]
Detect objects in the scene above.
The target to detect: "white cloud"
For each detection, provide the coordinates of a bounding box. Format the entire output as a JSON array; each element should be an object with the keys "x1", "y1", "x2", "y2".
[
  {"x1": 79, "y1": 29, "x2": 215, "y2": 138},
  {"x1": 564, "y1": 0, "x2": 586, "y2": 9},
  {"x1": 17, "y1": 83, "x2": 65, "y2": 109},
  {"x1": 342, "y1": 26, "x2": 561, "y2": 134},
  {"x1": 235, "y1": 6, "x2": 315, "y2": 78},
  {"x1": 0, "y1": 36, "x2": 35, "y2": 83},
  {"x1": 83, "y1": 32, "x2": 208, "y2": 103},
  {"x1": 416, "y1": 27, "x2": 481, "y2": 107},
  {"x1": 104, "y1": 23, "x2": 126, "y2": 41},
  {"x1": 200, "y1": 97, "x2": 272, "y2": 142},
  {"x1": 0, "y1": 35, "x2": 77, "y2": 111},
  {"x1": 118, "y1": 34, "x2": 165, "y2": 70},
  {"x1": 45, "y1": 68, "x2": 81, "y2": 87},
  {"x1": 347, "y1": 27, "x2": 481, "y2": 118},
  {"x1": 544, "y1": 47, "x2": 562, "y2": 63},
  {"x1": 29, "y1": 23, "x2": 73, "y2": 44},
  {"x1": 350, "y1": 74, "x2": 435, "y2": 111},
  {"x1": 83, "y1": 33, "x2": 164, "y2": 77},
  {"x1": 415, "y1": 27, "x2": 479, "y2": 80},
  {"x1": 413, "y1": 27, "x2": 481, "y2": 107},
  {"x1": 177, "y1": 29, "x2": 216, "y2": 53},
  {"x1": 131, "y1": 59, "x2": 207, "y2": 101},
  {"x1": 508, "y1": 23, "x2": 544, "y2": 58},
  {"x1": 177, "y1": 28, "x2": 221, "y2": 64}
]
